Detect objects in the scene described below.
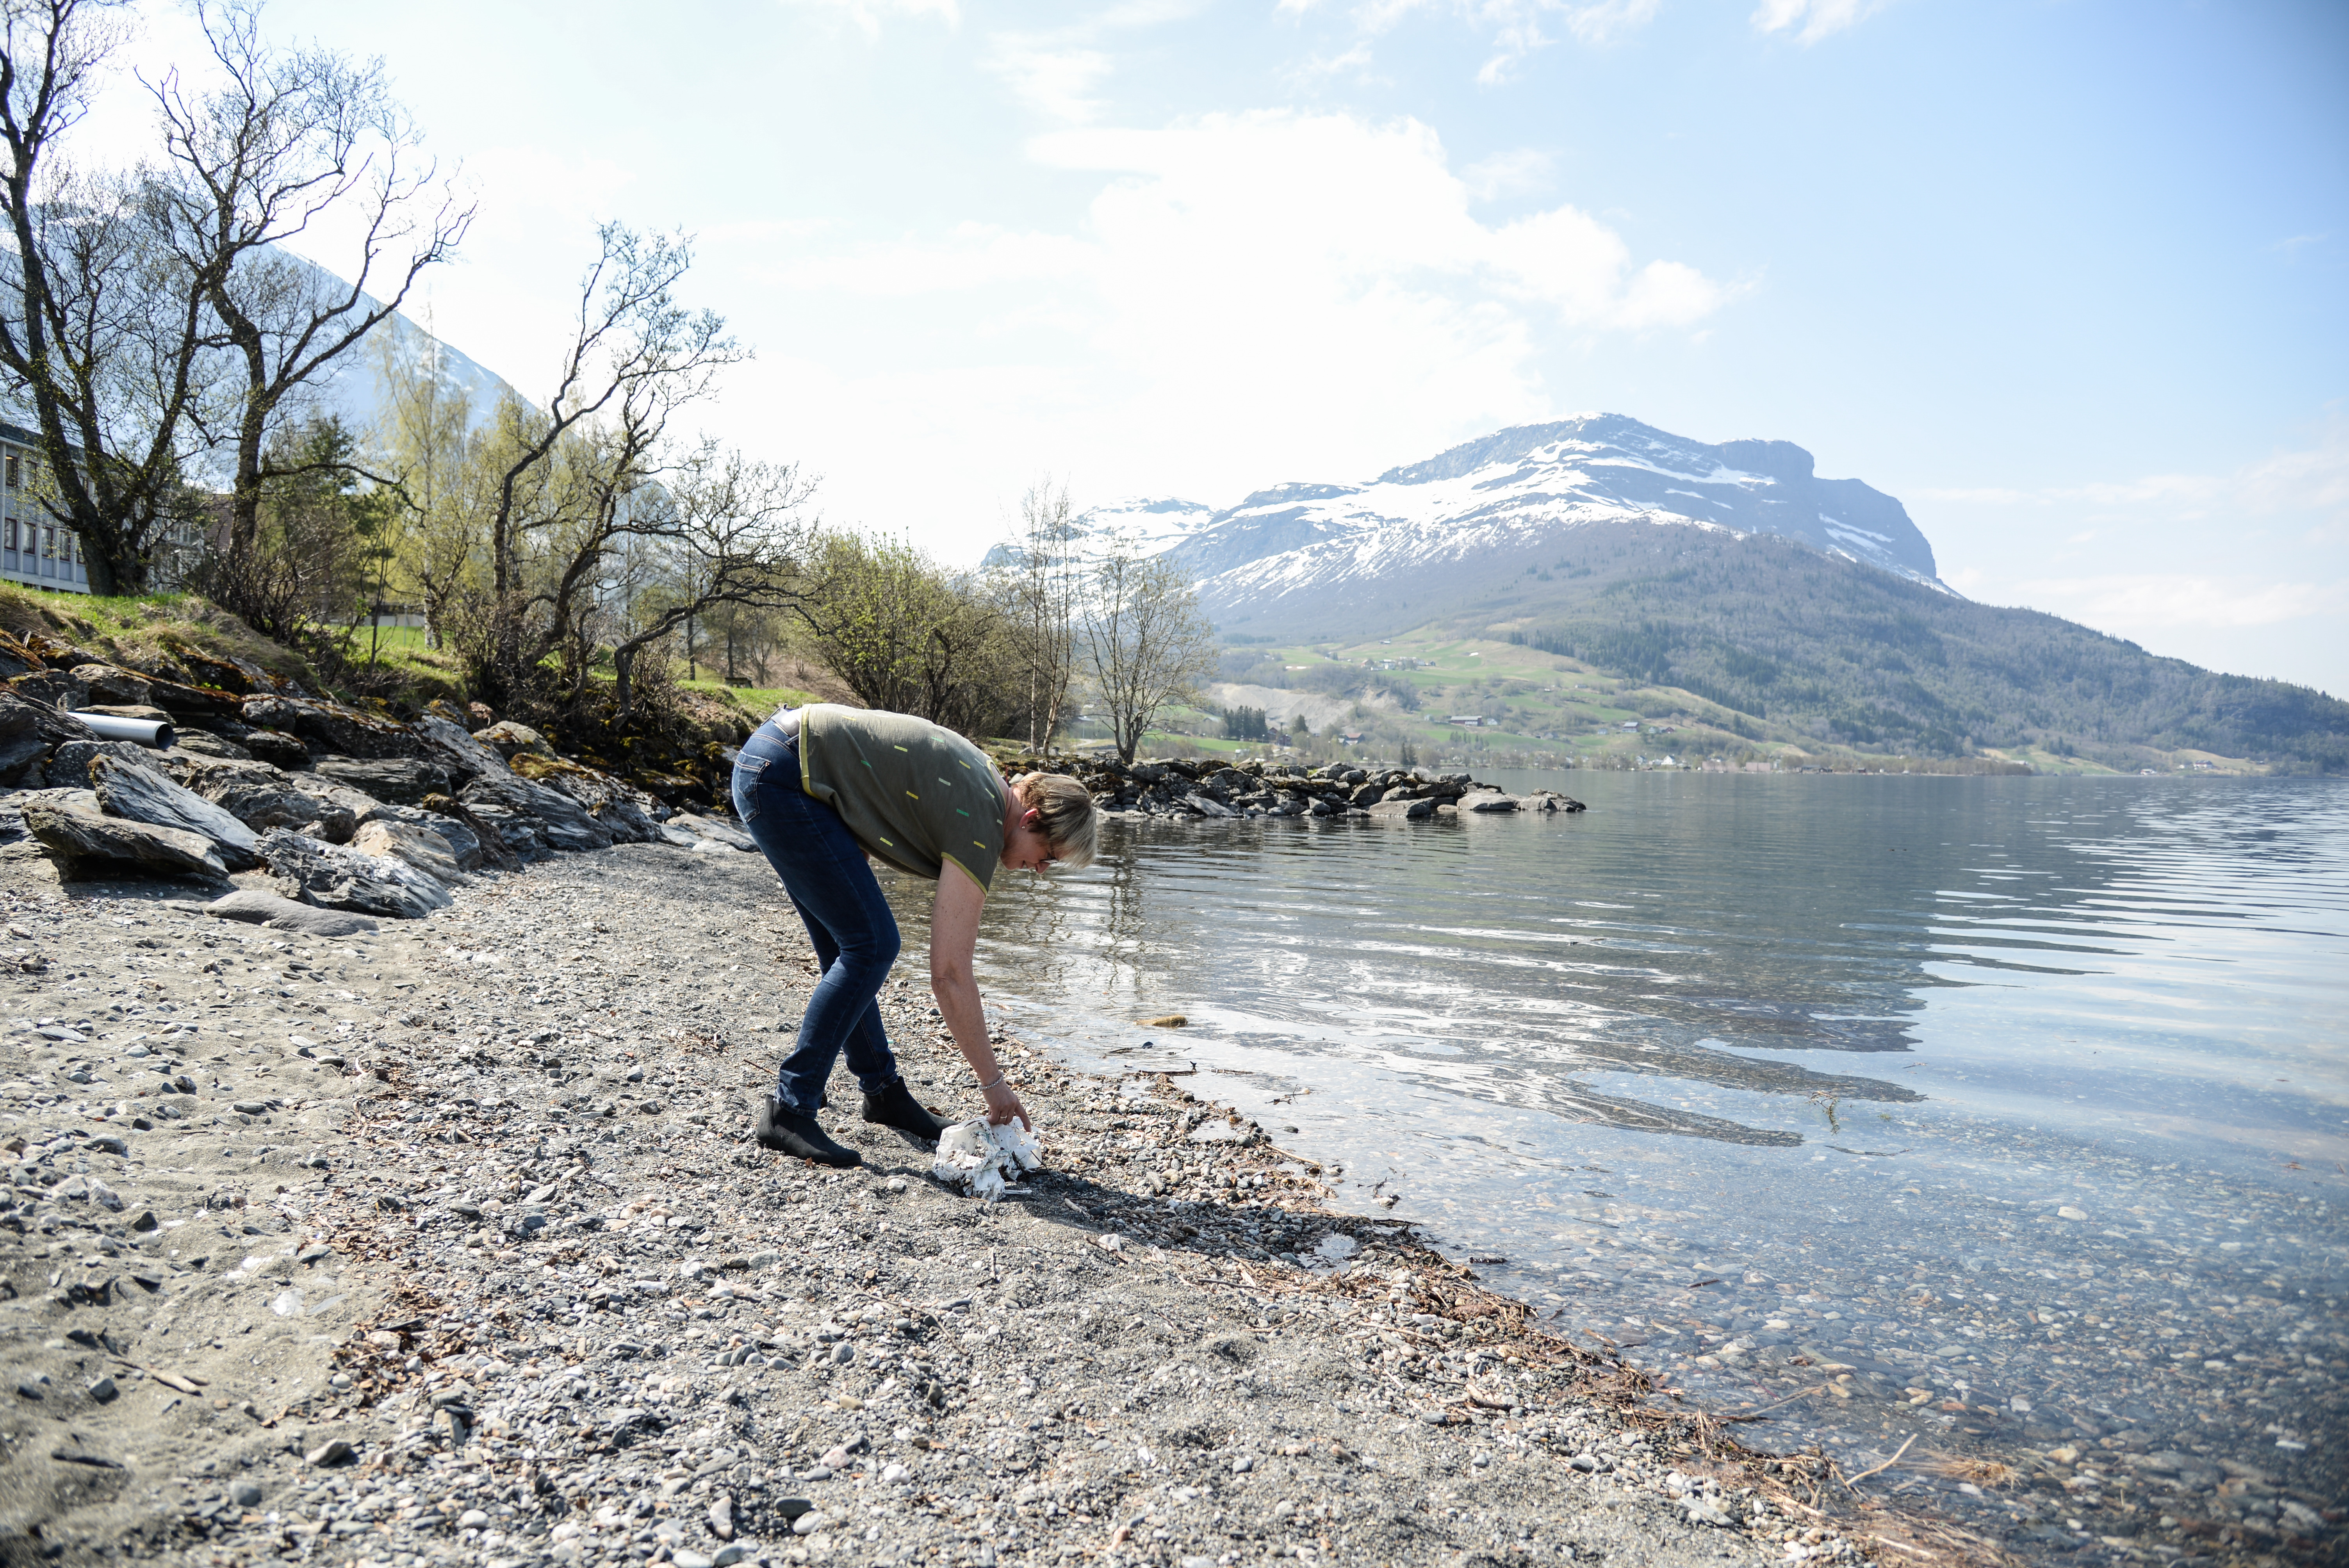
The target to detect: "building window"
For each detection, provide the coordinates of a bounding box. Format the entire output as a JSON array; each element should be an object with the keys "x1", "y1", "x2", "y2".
[
  {"x1": 3, "y1": 518, "x2": 14, "y2": 552},
  {"x1": 4, "y1": 454, "x2": 18, "y2": 488},
  {"x1": 40, "y1": 524, "x2": 53, "y2": 559}
]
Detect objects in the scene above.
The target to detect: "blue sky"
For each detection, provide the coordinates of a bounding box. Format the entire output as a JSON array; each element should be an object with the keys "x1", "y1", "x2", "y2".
[{"x1": 101, "y1": 0, "x2": 2349, "y2": 692}]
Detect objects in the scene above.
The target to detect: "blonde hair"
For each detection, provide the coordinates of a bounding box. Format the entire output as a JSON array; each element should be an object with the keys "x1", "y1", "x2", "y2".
[{"x1": 1014, "y1": 772, "x2": 1100, "y2": 870}]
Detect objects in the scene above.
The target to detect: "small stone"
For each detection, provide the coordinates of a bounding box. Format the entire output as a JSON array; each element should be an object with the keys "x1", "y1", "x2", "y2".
[
  {"x1": 671, "y1": 1552, "x2": 714, "y2": 1568},
  {"x1": 707, "y1": 1494, "x2": 735, "y2": 1539},
  {"x1": 793, "y1": 1511, "x2": 827, "y2": 1536},
  {"x1": 86, "y1": 1376, "x2": 118, "y2": 1403},
  {"x1": 305, "y1": 1438, "x2": 355, "y2": 1466},
  {"x1": 829, "y1": 1342, "x2": 854, "y2": 1367},
  {"x1": 2057, "y1": 1206, "x2": 2087, "y2": 1221},
  {"x1": 881, "y1": 1462, "x2": 910, "y2": 1483},
  {"x1": 1232, "y1": 1454, "x2": 1253, "y2": 1474},
  {"x1": 713, "y1": 1547, "x2": 750, "y2": 1568},
  {"x1": 458, "y1": 1508, "x2": 490, "y2": 1529},
  {"x1": 232, "y1": 1483, "x2": 262, "y2": 1507}
]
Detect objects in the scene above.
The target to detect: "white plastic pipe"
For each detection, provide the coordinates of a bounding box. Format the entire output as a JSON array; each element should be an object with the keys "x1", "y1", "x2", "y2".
[{"x1": 78, "y1": 713, "x2": 175, "y2": 748}]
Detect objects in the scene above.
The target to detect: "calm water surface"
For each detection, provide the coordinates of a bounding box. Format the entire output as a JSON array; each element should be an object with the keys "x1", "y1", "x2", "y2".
[{"x1": 892, "y1": 774, "x2": 2349, "y2": 1540}]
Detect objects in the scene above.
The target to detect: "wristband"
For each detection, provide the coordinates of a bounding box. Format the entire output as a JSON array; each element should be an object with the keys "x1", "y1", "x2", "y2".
[{"x1": 978, "y1": 1071, "x2": 1007, "y2": 1092}]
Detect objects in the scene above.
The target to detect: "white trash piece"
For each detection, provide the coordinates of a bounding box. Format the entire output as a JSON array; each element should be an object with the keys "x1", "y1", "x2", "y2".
[{"x1": 931, "y1": 1116, "x2": 1043, "y2": 1202}]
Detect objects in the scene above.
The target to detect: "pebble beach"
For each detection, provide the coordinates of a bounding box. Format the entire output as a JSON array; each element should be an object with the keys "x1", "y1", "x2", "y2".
[{"x1": 0, "y1": 835, "x2": 1987, "y2": 1568}]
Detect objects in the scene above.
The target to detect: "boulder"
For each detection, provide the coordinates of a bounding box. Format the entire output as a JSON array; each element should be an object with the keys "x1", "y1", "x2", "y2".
[
  {"x1": 0, "y1": 689, "x2": 95, "y2": 776},
  {"x1": 280, "y1": 697, "x2": 422, "y2": 760},
  {"x1": 412, "y1": 715, "x2": 508, "y2": 785},
  {"x1": 312, "y1": 755, "x2": 451, "y2": 805},
  {"x1": 64, "y1": 663, "x2": 154, "y2": 707},
  {"x1": 475, "y1": 720, "x2": 557, "y2": 761},
  {"x1": 1365, "y1": 796, "x2": 1436, "y2": 821},
  {"x1": 171, "y1": 729, "x2": 251, "y2": 761},
  {"x1": 356, "y1": 803, "x2": 484, "y2": 871},
  {"x1": 668, "y1": 812, "x2": 754, "y2": 852},
  {"x1": 8, "y1": 670, "x2": 84, "y2": 712},
  {"x1": 255, "y1": 828, "x2": 450, "y2": 919},
  {"x1": 460, "y1": 772, "x2": 613, "y2": 856},
  {"x1": 512, "y1": 754, "x2": 664, "y2": 843},
  {"x1": 23, "y1": 797, "x2": 229, "y2": 878},
  {"x1": 286, "y1": 775, "x2": 378, "y2": 844},
  {"x1": 1463, "y1": 793, "x2": 1521, "y2": 813},
  {"x1": 1349, "y1": 782, "x2": 1388, "y2": 807},
  {"x1": 1182, "y1": 793, "x2": 1234, "y2": 819},
  {"x1": 351, "y1": 819, "x2": 465, "y2": 886},
  {"x1": 141, "y1": 676, "x2": 245, "y2": 722},
  {"x1": 30, "y1": 738, "x2": 154, "y2": 791},
  {"x1": 201, "y1": 888, "x2": 378, "y2": 938},
  {"x1": 165, "y1": 756, "x2": 331, "y2": 835},
  {"x1": 241, "y1": 728, "x2": 311, "y2": 770},
  {"x1": 176, "y1": 651, "x2": 253, "y2": 695},
  {"x1": 88, "y1": 755, "x2": 260, "y2": 869}
]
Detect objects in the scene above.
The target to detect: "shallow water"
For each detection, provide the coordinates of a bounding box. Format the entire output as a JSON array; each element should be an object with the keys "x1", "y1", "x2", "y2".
[{"x1": 890, "y1": 773, "x2": 2349, "y2": 1542}]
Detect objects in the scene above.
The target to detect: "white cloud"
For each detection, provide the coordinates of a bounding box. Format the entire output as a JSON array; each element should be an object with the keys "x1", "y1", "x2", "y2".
[
  {"x1": 739, "y1": 109, "x2": 1733, "y2": 524},
  {"x1": 782, "y1": 0, "x2": 960, "y2": 36},
  {"x1": 1917, "y1": 413, "x2": 2349, "y2": 522},
  {"x1": 1301, "y1": 0, "x2": 1661, "y2": 83},
  {"x1": 2004, "y1": 575, "x2": 2349, "y2": 633},
  {"x1": 986, "y1": 41, "x2": 1115, "y2": 123},
  {"x1": 1463, "y1": 147, "x2": 1555, "y2": 201},
  {"x1": 1751, "y1": 0, "x2": 1888, "y2": 45}
]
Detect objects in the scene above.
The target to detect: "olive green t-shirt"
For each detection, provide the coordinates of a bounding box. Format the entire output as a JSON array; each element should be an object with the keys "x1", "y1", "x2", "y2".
[{"x1": 793, "y1": 705, "x2": 1007, "y2": 893}]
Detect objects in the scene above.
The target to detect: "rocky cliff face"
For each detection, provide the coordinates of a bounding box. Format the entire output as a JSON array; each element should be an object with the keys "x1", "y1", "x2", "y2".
[{"x1": 1053, "y1": 415, "x2": 1946, "y2": 640}]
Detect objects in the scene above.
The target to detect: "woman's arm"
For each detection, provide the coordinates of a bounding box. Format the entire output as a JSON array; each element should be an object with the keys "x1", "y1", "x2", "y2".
[{"x1": 931, "y1": 864, "x2": 1032, "y2": 1129}]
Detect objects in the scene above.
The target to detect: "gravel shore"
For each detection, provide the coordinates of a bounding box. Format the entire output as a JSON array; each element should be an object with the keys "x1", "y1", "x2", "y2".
[{"x1": 0, "y1": 839, "x2": 1961, "y2": 1568}]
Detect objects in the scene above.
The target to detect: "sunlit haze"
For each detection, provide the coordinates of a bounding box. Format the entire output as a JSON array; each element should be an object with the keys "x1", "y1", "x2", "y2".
[{"x1": 82, "y1": 0, "x2": 2349, "y2": 692}]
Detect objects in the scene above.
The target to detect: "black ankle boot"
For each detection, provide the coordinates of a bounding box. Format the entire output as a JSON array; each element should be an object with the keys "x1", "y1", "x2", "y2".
[
  {"x1": 754, "y1": 1095, "x2": 861, "y2": 1167},
  {"x1": 861, "y1": 1079, "x2": 956, "y2": 1143}
]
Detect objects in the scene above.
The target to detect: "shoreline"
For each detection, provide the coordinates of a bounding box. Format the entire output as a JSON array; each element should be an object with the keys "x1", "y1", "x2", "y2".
[{"x1": 0, "y1": 839, "x2": 1982, "y2": 1568}]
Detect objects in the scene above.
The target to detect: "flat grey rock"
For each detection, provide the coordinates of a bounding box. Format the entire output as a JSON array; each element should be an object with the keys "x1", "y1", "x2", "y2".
[
  {"x1": 1463, "y1": 793, "x2": 1521, "y2": 812},
  {"x1": 42, "y1": 739, "x2": 160, "y2": 791},
  {"x1": 357, "y1": 802, "x2": 483, "y2": 870},
  {"x1": 461, "y1": 772, "x2": 613, "y2": 855},
  {"x1": 312, "y1": 755, "x2": 451, "y2": 805},
  {"x1": 255, "y1": 827, "x2": 451, "y2": 919},
  {"x1": 89, "y1": 754, "x2": 260, "y2": 868},
  {"x1": 201, "y1": 888, "x2": 379, "y2": 937},
  {"x1": 1366, "y1": 796, "x2": 1436, "y2": 820},
  {"x1": 21, "y1": 798, "x2": 228, "y2": 878},
  {"x1": 412, "y1": 715, "x2": 508, "y2": 784}
]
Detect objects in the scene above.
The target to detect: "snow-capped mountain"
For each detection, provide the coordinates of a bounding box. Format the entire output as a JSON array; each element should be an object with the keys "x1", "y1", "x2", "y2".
[
  {"x1": 1070, "y1": 414, "x2": 1946, "y2": 636},
  {"x1": 312, "y1": 296, "x2": 529, "y2": 441}
]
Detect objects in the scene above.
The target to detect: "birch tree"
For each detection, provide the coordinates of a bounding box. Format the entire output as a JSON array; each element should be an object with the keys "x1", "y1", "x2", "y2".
[{"x1": 1082, "y1": 539, "x2": 1215, "y2": 765}]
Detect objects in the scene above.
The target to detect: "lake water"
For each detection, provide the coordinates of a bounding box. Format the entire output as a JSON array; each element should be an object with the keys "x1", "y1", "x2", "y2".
[{"x1": 902, "y1": 773, "x2": 2349, "y2": 1550}]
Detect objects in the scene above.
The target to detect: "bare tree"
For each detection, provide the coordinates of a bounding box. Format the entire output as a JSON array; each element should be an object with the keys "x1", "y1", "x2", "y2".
[
  {"x1": 0, "y1": 0, "x2": 211, "y2": 594},
  {"x1": 468, "y1": 222, "x2": 741, "y2": 702},
  {"x1": 1082, "y1": 538, "x2": 1215, "y2": 764},
  {"x1": 150, "y1": 0, "x2": 472, "y2": 564},
  {"x1": 998, "y1": 476, "x2": 1083, "y2": 753},
  {"x1": 608, "y1": 441, "x2": 814, "y2": 717}
]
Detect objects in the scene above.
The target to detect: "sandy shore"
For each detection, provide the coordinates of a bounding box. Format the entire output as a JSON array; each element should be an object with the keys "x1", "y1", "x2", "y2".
[{"x1": 0, "y1": 839, "x2": 1968, "y2": 1568}]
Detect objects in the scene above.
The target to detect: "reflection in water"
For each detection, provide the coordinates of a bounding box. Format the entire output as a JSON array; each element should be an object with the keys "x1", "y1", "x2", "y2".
[{"x1": 875, "y1": 774, "x2": 2349, "y2": 1552}]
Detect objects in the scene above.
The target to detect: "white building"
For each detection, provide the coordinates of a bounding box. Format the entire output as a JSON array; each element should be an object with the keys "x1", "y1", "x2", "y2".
[
  {"x1": 0, "y1": 422, "x2": 213, "y2": 595},
  {"x1": 0, "y1": 423, "x2": 90, "y2": 593}
]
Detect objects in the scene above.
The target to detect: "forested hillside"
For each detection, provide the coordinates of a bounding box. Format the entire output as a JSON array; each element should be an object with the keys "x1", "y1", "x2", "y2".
[{"x1": 1457, "y1": 523, "x2": 2348, "y2": 772}]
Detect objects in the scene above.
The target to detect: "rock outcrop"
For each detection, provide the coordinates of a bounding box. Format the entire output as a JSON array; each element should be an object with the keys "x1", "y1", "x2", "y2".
[{"x1": 1002, "y1": 753, "x2": 1586, "y2": 822}]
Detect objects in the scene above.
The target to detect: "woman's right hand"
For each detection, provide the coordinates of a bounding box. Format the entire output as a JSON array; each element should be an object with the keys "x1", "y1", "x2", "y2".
[{"x1": 980, "y1": 1076, "x2": 1032, "y2": 1131}]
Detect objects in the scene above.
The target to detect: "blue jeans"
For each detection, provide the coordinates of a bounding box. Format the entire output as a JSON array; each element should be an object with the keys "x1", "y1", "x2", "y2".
[{"x1": 732, "y1": 720, "x2": 905, "y2": 1115}]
